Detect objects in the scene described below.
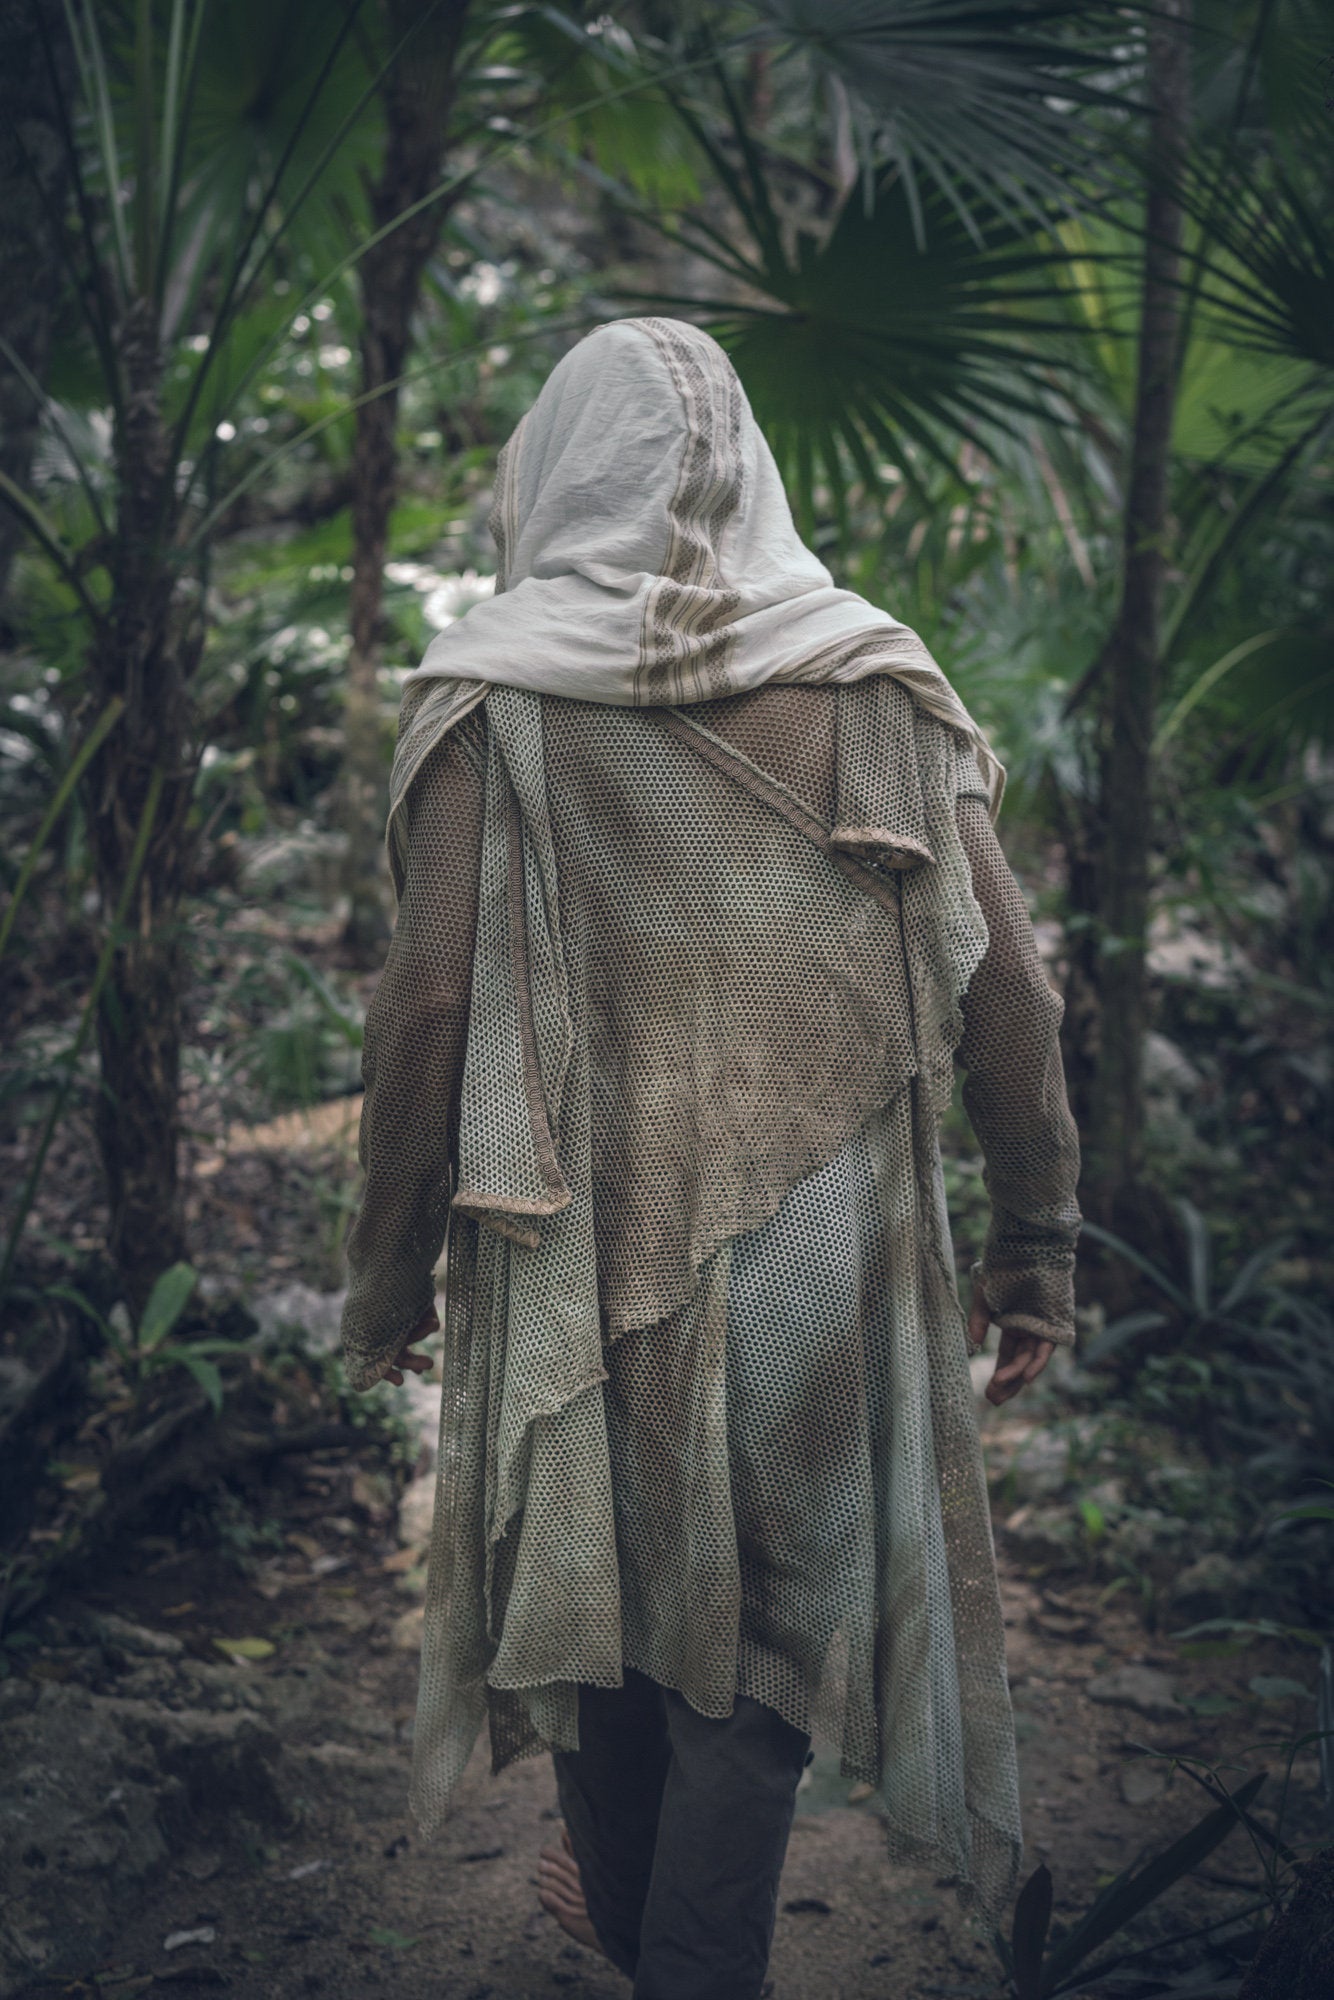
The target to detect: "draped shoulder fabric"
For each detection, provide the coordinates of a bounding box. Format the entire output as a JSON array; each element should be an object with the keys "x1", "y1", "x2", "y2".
[
  {"x1": 386, "y1": 314, "x2": 1003, "y2": 886},
  {"x1": 342, "y1": 317, "x2": 1083, "y2": 1924}
]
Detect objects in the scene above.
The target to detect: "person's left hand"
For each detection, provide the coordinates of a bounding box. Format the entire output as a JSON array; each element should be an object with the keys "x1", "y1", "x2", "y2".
[
  {"x1": 383, "y1": 1306, "x2": 439, "y2": 1386},
  {"x1": 968, "y1": 1283, "x2": 1054, "y2": 1407}
]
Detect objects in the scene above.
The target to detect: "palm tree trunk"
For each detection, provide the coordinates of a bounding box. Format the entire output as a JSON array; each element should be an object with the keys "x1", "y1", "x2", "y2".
[
  {"x1": 1062, "y1": 0, "x2": 1192, "y2": 1282},
  {"x1": 86, "y1": 299, "x2": 199, "y2": 1308},
  {"x1": 0, "y1": 0, "x2": 72, "y2": 618},
  {"x1": 341, "y1": 0, "x2": 472, "y2": 961}
]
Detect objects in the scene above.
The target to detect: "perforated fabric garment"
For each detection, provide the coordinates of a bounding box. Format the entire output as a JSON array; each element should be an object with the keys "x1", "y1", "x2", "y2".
[{"x1": 340, "y1": 677, "x2": 1081, "y2": 1923}]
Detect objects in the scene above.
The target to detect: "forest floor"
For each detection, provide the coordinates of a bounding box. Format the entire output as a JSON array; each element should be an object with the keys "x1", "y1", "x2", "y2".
[
  {"x1": 3, "y1": 1105, "x2": 1328, "y2": 2000},
  {"x1": 4, "y1": 1329, "x2": 1327, "y2": 2000},
  {"x1": 5, "y1": 1484, "x2": 1326, "y2": 2000}
]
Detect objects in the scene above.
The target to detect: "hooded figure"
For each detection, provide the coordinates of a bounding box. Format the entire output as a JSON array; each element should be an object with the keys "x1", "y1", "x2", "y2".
[{"x1": 341, "y1": 318, "x2": 1081, "y2": 1994}]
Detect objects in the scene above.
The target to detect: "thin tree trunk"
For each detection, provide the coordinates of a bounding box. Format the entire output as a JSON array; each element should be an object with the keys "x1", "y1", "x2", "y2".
[
  {"x1": 0, "y1": 0, "x2": 72, "y2": 619},
  {"x1": 1062, "y1": 0, "x2": 1192, "y2": 1288},
  {"x1": 86, "y1": 300, "x2": 199, "y2": 1308},
  {"x1": 341, "y1": 0, "x2": 472, "y2": 961}
]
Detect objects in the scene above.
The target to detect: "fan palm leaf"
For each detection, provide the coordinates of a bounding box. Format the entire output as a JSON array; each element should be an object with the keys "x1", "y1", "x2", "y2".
[
  {"x1": 756, "y1": 0, "x2": 1140, "y2": 233},
  {"x1": 1184, "y1": 153, "x2": 1334, "y2": 375},
  {"x1": 622, "y1": 143, "x2": 1089, "y2": 533}
]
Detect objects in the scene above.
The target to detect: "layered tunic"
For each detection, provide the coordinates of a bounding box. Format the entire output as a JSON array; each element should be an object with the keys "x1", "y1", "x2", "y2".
[
  {"x1": 341, "y1": 674, "x2": 1081, "y2": 1920},
  {"x1": 342, "y1": 314, "x2": 1080, "y2": 1920}
]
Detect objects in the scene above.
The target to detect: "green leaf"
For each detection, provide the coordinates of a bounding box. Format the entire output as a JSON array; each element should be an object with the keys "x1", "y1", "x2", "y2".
[
  {"x1": 1040, "y1": 1774, "x2": 1266, "y2": 1991},
  {"x1": 155, "y1": 1348, "x2": 225, "y2": 1414},
  {"x1": 758, "y1": 0, "x2": 1131, "y2": 231},
  {"x1": 1186, "y1": 152, "x2": 1334, "y2": 374},
  {"x1": 0, "y1": 698, "x2": 124, "y2": 964},
  {"x1": 213, "y1": 1636, "x2": 276, "y2": 1662},
  {"x1": 1153, "y1": 631, "x2": 1283, "y2": 752},
  {"x1": 1010, "y1": 1861, "x2": 1053, "y2": 2000},
  {"x1": 1270, "y1": 1503, "x2": 1334, "y2": 1529},
  {"x1": 1174, "y1": 1199, "x2": 1212, "y2": 1314},
  {"x1": 1078, "y1": 1222, "x2": 1191, "y2": 1313},
  {"x1": 617, "y1": 129, "x2": 1089, "y2": 538},
  {"x1": 45, "y1": 1283, "x2": 121, "y2": 1351},
  {"x1": 1218, "y1": 1235, "x2": 1296, "y2": 1315},
  {"x1": 137, "y1": 1262, "x2": 198, "y2": 1351},
  {"x1": 1247, "y1": 1676, "x2": 1309, "y2": 1702},
  {"x1": 366, "y1": 1927, "x2": 418, "y2": 1951},
  {"x1": 1176, "y1": 1638, "x2": 1253, "y2": 1662},
  {"x1": 1080, "y1": 1310, "x2": 1171, "y2": 1367},
  {"x1": 1169, "y1": 1616, "x2": 1327, "y2": 1650}
]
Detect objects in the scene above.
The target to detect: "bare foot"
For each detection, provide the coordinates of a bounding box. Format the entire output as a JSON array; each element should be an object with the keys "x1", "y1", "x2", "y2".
[{"x1": 537, "y1": 1822, "x2": 605, "y2": 1957}]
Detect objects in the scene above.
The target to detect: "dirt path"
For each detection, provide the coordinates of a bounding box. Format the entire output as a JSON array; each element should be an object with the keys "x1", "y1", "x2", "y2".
[
  {"x1": 3, "y1": 1317, "x2": 1326, "y2": 2000},
  {"x1": 5, "y1": 1500, "x2": 1325, "y2": 2000}
]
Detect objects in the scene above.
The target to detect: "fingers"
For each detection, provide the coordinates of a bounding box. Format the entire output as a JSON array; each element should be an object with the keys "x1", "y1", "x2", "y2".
[
  {"x1": 984, "y1": 1334, "x2": 1056, "y2": 1406},
  {"x1": 1022, "y1": 1341, "x2": 1055, "y2": 1381},
  {"x1": 382, "y1": 1317, "x2": 439, "y2": 1387},
  {"x1": 397, "y1": 1349, "x2": 435, "y2": 1376}
]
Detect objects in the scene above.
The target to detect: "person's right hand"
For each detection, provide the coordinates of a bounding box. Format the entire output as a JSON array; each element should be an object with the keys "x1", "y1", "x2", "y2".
[
  {"x1": 968, "y1": 1282, "x2": 1054, "y2": 1406},
  {"x1": 382, "y1": 1306, "x2": 439, "y2": 1386}
]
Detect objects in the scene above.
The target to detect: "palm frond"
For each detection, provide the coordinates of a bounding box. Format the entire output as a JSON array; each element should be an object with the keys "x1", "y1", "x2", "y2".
[
  {"x1": 757, "y1": 0, "x2": 1142, "y2": 235},
  {"x1": 1184, "y1": 151, "x2": 1334, "y2": 374},
  {"x1": 621, "y1": 159, "x2": 1087, "y2": 536}
]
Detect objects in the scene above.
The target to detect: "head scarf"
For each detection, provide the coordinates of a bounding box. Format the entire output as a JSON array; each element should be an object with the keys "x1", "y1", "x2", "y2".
[{"x1": 387, "y1": 316, "x2": 1003, "y2": 872}]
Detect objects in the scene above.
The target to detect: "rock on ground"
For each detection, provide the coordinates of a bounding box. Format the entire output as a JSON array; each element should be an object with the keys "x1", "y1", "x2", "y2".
[{"x1": 0, "y1": 1678, "x2": 295, "y2": 1994}]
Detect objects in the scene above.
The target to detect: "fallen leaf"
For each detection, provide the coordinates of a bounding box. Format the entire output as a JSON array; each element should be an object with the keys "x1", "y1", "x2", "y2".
[
  {"x1": 212, "y1": 1637, "x2": 275, "y2": 1663},
  {"x1": 1031, "y1": 1610, "x2": 1092, "y2": 1640},
  {"x1": 287, "y1": 1532, "x2": 323, "y2": 1562},
  {"x1": 381, "y1": 1546, "x2": 420, "y2": 1574},
  {"x1": 162, "y1": 1927, "x2": 217, "y2": 1951}
]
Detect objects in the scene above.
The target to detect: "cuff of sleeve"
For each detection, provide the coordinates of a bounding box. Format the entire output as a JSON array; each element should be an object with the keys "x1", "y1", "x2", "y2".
[
  {"x1": 969, "y1": 1260, "x2": 1076, "y2": 1349},
  {"x1": 340, "y1": 1275, "x2": 437, "y2": 1393}
]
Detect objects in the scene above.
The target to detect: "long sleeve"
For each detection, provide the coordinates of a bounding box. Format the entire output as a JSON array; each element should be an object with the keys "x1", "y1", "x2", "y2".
[
  {"x1": 339, "y1": 712, "x2": 486, "y2": 1391},
  {"x1": 954, "y1": 794, "x2": 1082, "y2": 1346}
]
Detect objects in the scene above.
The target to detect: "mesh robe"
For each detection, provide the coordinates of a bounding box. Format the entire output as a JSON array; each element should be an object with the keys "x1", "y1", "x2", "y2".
[{"x1": 341, "y1": 675, "x2": 1081, "y2": 1921}]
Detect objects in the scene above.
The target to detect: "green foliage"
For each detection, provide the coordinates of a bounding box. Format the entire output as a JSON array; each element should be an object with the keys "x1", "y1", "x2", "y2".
[
  {"x1": 997, "y1": 1771, "x2": 1268, "y2": 1997},
  {"x1": 0, "y1": 1, "x2": 1328, "y2": 1692},
  {"x1": 226, "y1": 953, "x2": 364, "y2": 1113},
  {"x1": 1083, "y1": 1201, "x2": 1334, "y2": 1502},
  {"x1": 0, "y1": 696, "x2": 122, "y2": 943},
  {"x1": 612, "y1": 57, "x2": 1093, "y2": 535},
  {"x1": 50, "y1": 1262, "x2": 249, "y2": 1414},
  {"x1": 0, "y1": 767, "x2": 164, "y2": 1311},
  {"x1": 758, "y1": 0, "x2": 1134, "y2": 225}
]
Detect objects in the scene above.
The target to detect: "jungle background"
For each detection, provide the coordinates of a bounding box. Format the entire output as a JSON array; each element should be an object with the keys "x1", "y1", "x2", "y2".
[{"x1": 1, "y1": 2, "x2": 1331, "y2": 1996}]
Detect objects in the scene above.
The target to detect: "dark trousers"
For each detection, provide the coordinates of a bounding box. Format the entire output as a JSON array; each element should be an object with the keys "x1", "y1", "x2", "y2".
[{"x1": 551, "y1": 1667, "x2": 812, "y2": 2000}]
